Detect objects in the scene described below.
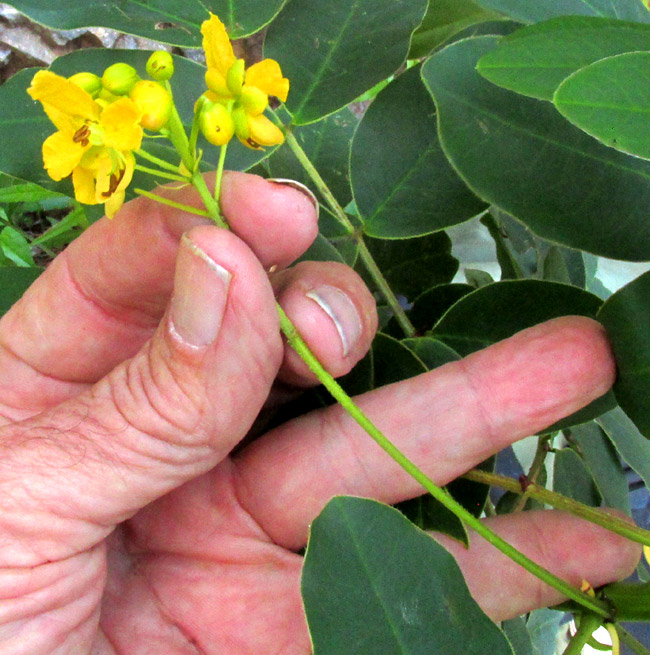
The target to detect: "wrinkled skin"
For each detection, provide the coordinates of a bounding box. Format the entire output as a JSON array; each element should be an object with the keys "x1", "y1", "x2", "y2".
[{"x1": 0, "y1": 172, "x2": 639, "y2": 654}]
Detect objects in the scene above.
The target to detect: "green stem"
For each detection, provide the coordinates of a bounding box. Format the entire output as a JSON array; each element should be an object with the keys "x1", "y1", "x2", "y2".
[
  {"x1": 279, "y1": 121, "x2": 416, "y2": 337},
  {"x1": 134, "y1": 164, "x2": 188, "y2": 183},
  {"x1": 134, "y1": 188, "x2": 211, "y2": 218},
  {"x1": 165, "y1": 81, "x2": 194, "y2": 173},
  {"x1": 189, "y1": 96, "x2": 206, "y2": 162},
  {"x1": 617, "y1": 624, "x2": 650, "y2": 655},
  {"x1": 512, "y1": 435, "x2": 550, "y2": 512},
  {"x1": 562, "y1": 615, "x2": 603, "y2": 655},
  {"x1": 135, "y1": 148, "x2": 182, "y2": 174},
  {"x1": 463, "y1": 469, "x2": 650, "y2": 547},
  {"x1": 190, "y1": 172, "x2": 228, "y2": 229},
  {"x1": 277, "y1": 304, "x2": 610, "y2": 618},
  {"x1": 214, "y1": 143, "x2": 228, "y2": 202}
]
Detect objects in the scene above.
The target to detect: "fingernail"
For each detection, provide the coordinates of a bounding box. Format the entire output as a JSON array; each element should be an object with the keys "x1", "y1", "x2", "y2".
[
  {"x1": 169, "y1": 235, "x2": 232, "y2": 347},
  {"x1": 267, "y1": 178, "x2": 319, "y2": 219},
  {"x1": 306, "y1": 285, "x2": 362, "y2": 357}
]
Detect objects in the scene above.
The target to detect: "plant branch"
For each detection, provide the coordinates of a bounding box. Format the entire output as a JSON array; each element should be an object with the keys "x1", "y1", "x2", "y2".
[
  {"x1": 278, "y1": 119, "x2": 416, "y2": 337},
  {"x1": 463, "y1": 469, "x2": 650, "y2": 547},
  {"x1": 512, "y1": 435, "x2": 550, "y2": 512},
  {"x1": 135, "y1": 148, "x2": 182, "y2": 174},
  {"x1": 277, "y1": 304, "x2": 610, "y2": 618},
  {"x1": 134, "y1": 164, "x2": 188, "y2": 183},
  {"x1": 562, "y1": 615, "x2": 603, "y2": 655}
]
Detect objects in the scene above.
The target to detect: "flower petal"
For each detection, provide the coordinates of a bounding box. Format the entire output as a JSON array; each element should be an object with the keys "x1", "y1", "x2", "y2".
[
  {"x1": 72, "y1": 165, "x2": 99, "y2": 205},
  {"x1": 100, "y1": 98, "x2": 143, "y2": 151},
  {"x1": 42, "y1": 130, "x2": 87, "y2": 181},
  {"x1": 201, "y1": 14, "x2": 236, "y2": 79},
  {"x1": 104, "y1": 191, "x2": 126, "y2": 219},
  {"x1": 245, "y1": 59, "x2": 290, "y2": 102},
  {"x1": 243, "y1": 113, "x2": 285, "y2": 149},
  {"x1": 28, "y1": 70, "x2": 100, "y2": 128}
]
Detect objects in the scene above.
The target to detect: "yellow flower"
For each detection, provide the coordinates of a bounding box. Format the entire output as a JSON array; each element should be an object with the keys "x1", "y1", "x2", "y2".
[
  {"x1": 28, "y1": 70, "x2": 143, "y2": 218},
  {"x1": 200, "y1": 13, "x2": 289, "y2": 149}
]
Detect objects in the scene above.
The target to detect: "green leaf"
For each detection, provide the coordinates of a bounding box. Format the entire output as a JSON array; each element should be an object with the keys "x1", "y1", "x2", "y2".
[
  {"x1": 352, "y1": 65, "x2": 486, "y2": 238},
  {"x1": 473, "y1": 0, "x2": 650, "y2": 24},
  {"x1": 477, "y1": 17, "x2": 650, "y2": 101},
  {"x1": 0, "y1": 227, "x2": 34, "y2": 267},
  {"x1": 361, "y1": 232, "x2": 459, "y2": 302},
  {"x1": 554, "y1": 51, "x2": 650, "y2": 160},
  {"x1": 268, "y1": 108, "x2": 357, "y2": 208},
  {"x1": 401, "y1": 336, "x2": 461, "y2": 370},
  {"x1": 553, "y1": 448, "x2": 602, "y2": 506},
  {"x1": 408, "y1": 283, "x2": 474, "y2": 333},
  {"x1": 409, "y1": 0, "x2": 504, "y2": 58},
  {"x1": 598, "y1": 270, "x2": 650, "y2": 437},
  {"x1": 7, "y1": 0, "x2": 286, "y2": 43},
  {"x1": 0, "y1": 266, "x2": 42, "y2": 317},
  {"x1": 430, "y1": 279, "x2": 615, "y2": 430},
  {"x1": 568, "y1": 422, "x2": 630, "y2": 513},
  {"x1": 502, "y1": 617, "x2": 534, "y2": 655},
  {"x1": 302, "y1": 496, "x2": 514, "y2": 655},
  {"x1": 422, "y1": 36, "x2": 650, "y2": 261},
  {"x1": 0, "y1": 182, "x2": 65, "y2": 204},
  {"x1": 265, "y1": 0, "x2": 428, "y2": 125},
  {"x1": 0, "y1": 50, "x2": 267, "y2": 197},
  {"x1": 599, "y1": 582, "x2": 650, "y2": 622},
  {"x1": 526, "y1": 609, "x2": 565, "y2": 655},
  {"x1": 597, "y1": 406, "x2": 650, "y2": 488},
  {"x1": 431, "y1": 279, "x2": 603, "y2": 356}
]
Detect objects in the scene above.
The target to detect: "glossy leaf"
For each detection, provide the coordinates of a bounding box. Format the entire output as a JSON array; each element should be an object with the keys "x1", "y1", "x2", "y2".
[
  {"x1": 598, "y1": 271, "x2": 650, "y2": 437},
  {"x1": 7, "y1": 0, "x2": 286, "y2": 43},
  {"x1": 302, "y1": 496, "x2": 514, "y2": 655},
  {"x1": 502, "y1": 617, "x2": 534, "y2": 655},
  {"x1": 0, "y1": 50, "x2": 267, "y2": 198},
  {"x1": 361, "y1": 232, "x2": 459, "y2": 302},
  {"x1": 554, "y1": 52, "x2": 650, "y2": 160},
  {"x1": 409, "y1": 0, "x2": 504, "y2": 58},
  {"x1": 473, "y1": 0, "x2": 650, "y2": 24},
  {"x1": 553, "y1": 448, "x2": 601, "y2": 507},
  {"x1": 352, "y1": 65, "x2": 486, "y2": 238},
  {"x1": 422, "y1": 36, "x2": 650, "y2": 261},
  {"x1": 401, "y1": 336, "x2": 460, "y2": 370},
  {"x1": 526, "y1": 610, "x2": 565, "y2": 655},
  {"x1": 597, "y1": 407, "x2": 650, "y2": 489},
  {"x1": 268, "y1": 108, "x2": 357, "y2": 207},
  {"x1": 477, "y1": 17, "x2": 650, "y2": 101},
  {"x1": 430, "y1": 280, "x2": 615, "y2": 430},
  {"x1": 408, "y1": 283, "x2": 474, "y2": 333},
  {"x1": 568, "y1": 422, "x2": 630, "y2": 513},
  {"x1": 0, "y1": 266, "x2": 42, "y2": 317},
  {"x1": 431, "y1": 280, "x2": 603, "y2": 356},
  {"x1": 265, "y1": 0, "x2": 428, "y2": 125}
]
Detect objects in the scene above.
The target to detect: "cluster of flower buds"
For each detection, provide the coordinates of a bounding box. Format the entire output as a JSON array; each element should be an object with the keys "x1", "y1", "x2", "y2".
[
  {"x1": 69, "y1": 52, "x2": 175, "y2": 133},
  {"x1": 195, "y1": 14, "x2": 289, "y2": 150}
]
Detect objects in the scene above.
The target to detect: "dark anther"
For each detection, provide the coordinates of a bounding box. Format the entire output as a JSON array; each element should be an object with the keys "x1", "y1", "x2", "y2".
[
  {"x1": 101, "y1": 168, "x2": 126, "y2": 198},
  {"x1": 72, "y1": 124, "x2": 91, "y2": 146}
]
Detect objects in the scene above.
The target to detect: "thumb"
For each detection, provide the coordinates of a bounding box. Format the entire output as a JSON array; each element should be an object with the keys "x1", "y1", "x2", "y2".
[{"x1": 0, "y1": 226, "x2": 283, "y2": 567}]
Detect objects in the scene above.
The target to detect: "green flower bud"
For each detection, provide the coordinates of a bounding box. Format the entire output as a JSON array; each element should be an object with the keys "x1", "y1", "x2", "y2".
[
  {"x1": 199, "y1": 101, "x2": 235, "y2": 146},
  {"x1": 68, "y1": 72, "x2": 102, "y2": 98},
  {"x1": 240, "y1": 85, "x2": 268, "y2": 116},
  {"x1": 226, "y1": 59, "x2": 246, "y2": 96},
  {"x1": 232, "y1": 106, "x2": 250, "y2": 140},
  {"x1": 146, "y1": 51, "x2": 174, "y2": 82},
  {"x1": 129, "y1": 80, "x2": 172, "y2": 131},
  {"x1": 102, "y1": 63, "x2": 140, "y2": 95}
]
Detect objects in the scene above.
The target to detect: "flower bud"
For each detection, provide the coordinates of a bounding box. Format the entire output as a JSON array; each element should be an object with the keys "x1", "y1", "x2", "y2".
[
  {"x1": 68, "y1": 72, "x2": 102, "y2": 98},
  {"x1": 232, "y1": 106, "x2": 250, "y2": 140},
  {"x1": 129, "y1": 80, "x2": 172, "y2": 131},
  {"x1": 146, "y1": 51, "x2": 174, "y2": 82},
  {"x1": 199, "y1": 101, "x2": 235, "y2": 146},
  {"x1": 240, "y1": 85, "x2": 268, "y2": 116},
  {"x1": 102, "y1": 63, "x2": 139, "y2": 95},
  {"x1": 226, "y1": 59, "x2": 246, "y2": 96}
]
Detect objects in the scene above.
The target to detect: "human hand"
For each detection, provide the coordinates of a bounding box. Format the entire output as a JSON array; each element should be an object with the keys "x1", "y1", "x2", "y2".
[{"x1": 0, "y1": 173, "x2": 639, "y2": 654}]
